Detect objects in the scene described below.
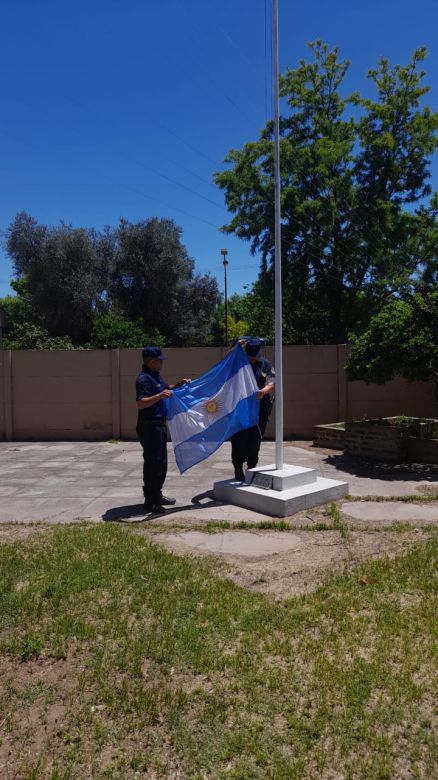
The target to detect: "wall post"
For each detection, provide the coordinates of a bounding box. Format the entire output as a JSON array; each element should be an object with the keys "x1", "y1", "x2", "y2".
[
  {"x1": 111, "y1": 349, "x2": 121, "y2": 440},
  {"x1": 3, "y1": 350, "x2": 13, "y2": 441},
  {"x1": 337, "y1": 344, "x2": 348, "y2": 423}
]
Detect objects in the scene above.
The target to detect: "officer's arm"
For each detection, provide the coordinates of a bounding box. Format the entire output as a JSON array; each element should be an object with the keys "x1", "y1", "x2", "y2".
[
  {"x1": 260, "y1": 381, "x2": 275, "y2": 396},
  {"x1": 136, "y1": 389, "x2": 171, "y2": 409},
  {"x1": 256, "y1": 381, "x2": 275, "y2": 400},
  {"x1": 256, "y1": 364, "x2": 275, "y2": 399},
  {"x1": 169, "y1": 378, "x2": 191, "y2": 389}
]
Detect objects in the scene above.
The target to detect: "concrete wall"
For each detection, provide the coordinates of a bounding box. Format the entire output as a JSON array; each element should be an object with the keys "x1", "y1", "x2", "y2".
[{"x1": 0, "y1": 346, "x2": 434, "y2": 441}]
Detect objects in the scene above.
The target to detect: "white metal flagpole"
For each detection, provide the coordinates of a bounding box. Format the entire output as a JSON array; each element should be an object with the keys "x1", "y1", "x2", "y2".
[
  {"x1": 214, "y1": 4, "x2": 349, "y2": 509},
  {"x1": 273, "y1": 0, "x2": 283, "y2": 470}
]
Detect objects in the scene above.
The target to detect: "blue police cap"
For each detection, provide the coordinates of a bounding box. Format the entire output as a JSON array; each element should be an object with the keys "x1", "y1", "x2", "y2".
[
  {"x1": 142, "y1": 346, "x2": 167, "y2": 360},
  {"x1": 245, "y1": 337, "x2": 263, "y2": 356}
]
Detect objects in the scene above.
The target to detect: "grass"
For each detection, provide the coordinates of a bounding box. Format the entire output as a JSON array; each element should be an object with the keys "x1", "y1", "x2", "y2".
[
  {"x1": 324, "y1": 501, "x2": 349, "y2": 538},
  {"x1": 0, "y1": 524, "x2": 437, "y2": 779},
  {"x1": 346, "y1": 493, "x2": 438, "y2": 503},
  {"x1": 195, "y1": 519, "x2": 296, "y2": 533}
]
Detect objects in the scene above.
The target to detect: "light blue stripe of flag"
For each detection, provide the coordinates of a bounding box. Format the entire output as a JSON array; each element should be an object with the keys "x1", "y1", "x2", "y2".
[{"x1": 167, "y1": 345, "x2": 259, "y2": 474}]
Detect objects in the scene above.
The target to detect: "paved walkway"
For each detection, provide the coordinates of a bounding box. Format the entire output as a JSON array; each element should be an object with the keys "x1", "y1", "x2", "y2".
[{"x1": 0, "y1": 440, "x2": 437, "y2": 524}]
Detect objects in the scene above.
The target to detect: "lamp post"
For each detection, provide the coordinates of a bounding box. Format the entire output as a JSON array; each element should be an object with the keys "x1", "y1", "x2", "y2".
[{"x1": 220, "y1": 248, "x2": 229, "y2": 346}]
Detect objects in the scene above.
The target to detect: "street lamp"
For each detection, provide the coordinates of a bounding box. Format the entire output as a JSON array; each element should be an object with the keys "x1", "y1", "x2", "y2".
[{"x1": 220, "y1": 248, "x2": 229, "y2": 346}]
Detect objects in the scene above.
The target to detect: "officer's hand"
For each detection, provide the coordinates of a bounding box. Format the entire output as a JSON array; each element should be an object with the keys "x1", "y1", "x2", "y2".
[
  {"x1": 255, "y1": 390, "x2": 265, "y2": 400},
  {"x1": 160, "y1": 389, "x2": 172, "y2": 399},
  {"x1": 174, "y1": 378, "x2": 191, "y2": 387}
]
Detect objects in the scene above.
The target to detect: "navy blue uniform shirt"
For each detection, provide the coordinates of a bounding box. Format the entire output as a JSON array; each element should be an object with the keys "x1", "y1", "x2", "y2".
[
  {"x1": 136, "y1": 367, "x2": 170, "y2": 421},
  {"x1": 250, "y1": 357, "x2": 275, "y2": 405}
]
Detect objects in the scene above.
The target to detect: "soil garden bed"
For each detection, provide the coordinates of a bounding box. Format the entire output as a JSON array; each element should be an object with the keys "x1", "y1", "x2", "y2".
[
  {"x1": 313, "y1": 421, "x2": 345, "y2": 450},
  {"x1": 314, "y1": 416, "x2": 438, "y2": 463}
]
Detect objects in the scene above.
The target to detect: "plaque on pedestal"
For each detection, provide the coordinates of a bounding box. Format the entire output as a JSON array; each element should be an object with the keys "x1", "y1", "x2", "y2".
[{"x1": 251, "y1": 472, "x2": 273, "y2": 490}]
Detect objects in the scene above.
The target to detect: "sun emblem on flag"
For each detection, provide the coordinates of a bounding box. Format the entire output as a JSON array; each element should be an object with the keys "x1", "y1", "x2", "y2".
[{"x1": 205, "y1": 398, "x2": 220, "y2": 415}]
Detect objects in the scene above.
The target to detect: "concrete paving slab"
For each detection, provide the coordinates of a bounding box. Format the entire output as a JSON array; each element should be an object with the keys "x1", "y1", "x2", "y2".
[
  {"x1": 0, "y1": 486, "x2": 21, "y2": 496},
  {"x1": 20, "y1": 485, "x2": 107, "y2": 498},
  {"x1": 341, "y1": 501, "x2": 438, "y2": 523},
  {"x1": 0, "y1": 440, "x2": 436, "y2": 524},
  {"x1": 156, "y1": 531, "x2": 303, "y2": 557}
]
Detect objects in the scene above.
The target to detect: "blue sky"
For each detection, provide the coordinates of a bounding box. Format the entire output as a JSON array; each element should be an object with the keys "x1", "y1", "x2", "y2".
[{"x1": 1, "y1": 0, "x2": 437, "y2": 301}]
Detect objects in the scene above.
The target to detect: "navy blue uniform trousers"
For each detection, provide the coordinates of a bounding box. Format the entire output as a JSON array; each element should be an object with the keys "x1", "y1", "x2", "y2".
[
  {"x1": 231, "y1": 402, "x2": 271, "y2": 471},
  {"x1": 136, "y1": 419, "x2": 168, "y2": 503}
]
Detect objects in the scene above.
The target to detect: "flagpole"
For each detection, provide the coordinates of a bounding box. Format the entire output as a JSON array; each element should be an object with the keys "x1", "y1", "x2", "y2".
[{"x1": 273, "y1": 0, "x2": 283, "y2": 471}]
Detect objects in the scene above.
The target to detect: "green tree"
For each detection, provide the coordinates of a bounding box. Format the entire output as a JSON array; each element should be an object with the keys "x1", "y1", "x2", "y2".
[
  {"x1": 207, "y1": 294, "x2": 250, "y2": 345},
  {"x1": 0, "y1": 279, "x2": 43, "y2": 347},
  {"x1": 5, "y1": 213, "x2": 219, "y2": 348},
  {"x1": 3, "y1": 324, "x2": 74, "y2": 350},
  {"x1": 109, "y1": 218, "x2": 219, "y2": 346},
  {"x1": 87, "y1": 310, "x2": 165, "y2": 349},
  {"x1": 6, "y1": 212, "x2": 111, "y2": 345},
  {"x1": 0, "y1": 280, "x2": 36, "y2": 330},
  {"x1": 346, "y1": 291, "x2": 438, "y2": 391},
  {"x1": 215, "y1": 42, "x2": 438, "y2": 344}
]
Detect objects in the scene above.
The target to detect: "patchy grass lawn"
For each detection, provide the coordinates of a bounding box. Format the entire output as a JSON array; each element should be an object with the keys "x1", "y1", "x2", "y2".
[{"x1": 0, "y1": 524, "x2": 437, "y2": 779}]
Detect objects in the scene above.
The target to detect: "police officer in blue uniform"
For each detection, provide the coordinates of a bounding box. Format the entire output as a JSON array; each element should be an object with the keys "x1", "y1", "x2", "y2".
[
  {"x1": 136, "y1": 347, "x2": 190, "y2": 515},
  {"x1": 231, "y1": 337, "x2": 275, "y2": 481}
]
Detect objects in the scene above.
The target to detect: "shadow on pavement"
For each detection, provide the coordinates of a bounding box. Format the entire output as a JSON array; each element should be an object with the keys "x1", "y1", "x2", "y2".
[
  {"x1": 102, "y1": 490, "x2": 225, "y2": 524},
  {"x1": 325, "y1": 453, "x2": 438, "y2": 483}
]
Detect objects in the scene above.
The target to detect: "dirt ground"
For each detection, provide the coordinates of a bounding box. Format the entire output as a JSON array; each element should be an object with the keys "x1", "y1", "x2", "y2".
[
  {"x1": 0, "y1": 509, "x2": 436, "y2": 602},
  {"x1": 0, "y1": 516, "x2": 436, "y2": 778},
  {"x1": 152, "y1": 523, "x2": 432, "y2": 600}
]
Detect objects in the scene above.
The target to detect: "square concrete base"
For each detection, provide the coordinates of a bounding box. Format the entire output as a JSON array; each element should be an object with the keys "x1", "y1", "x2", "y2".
[
  {"x1": 244, "y1": 463, "x2": 317, "y2": 490},
  {"x1": 214, "y1": 463, "x2": 349, "y2": 518}
]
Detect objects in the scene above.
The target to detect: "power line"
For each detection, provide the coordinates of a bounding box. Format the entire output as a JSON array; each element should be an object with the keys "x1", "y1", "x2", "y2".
[
  {"x1": 202, "y1": 1, "x2": 407, "y2": 254},
  {"x1": 14, "y1": 97, "x2": 227, "y2": 212},
  {"x1": 165, "y1": 7, "x2": 264, "y2": 126},
  {"x1": 13, "y1": 27, "x2": 391, "y2": 261},
  {"x1": 0, "y1": 126, "x2": 222, "y2": 231},
  {"x1": 209, "y1": 0, "x2": 263, "y2": 80},
  {"x1": 64, "y1": 97, "x2": 221, "y2": 192},
  {"x1": 216, "y1": 134, "x2": 409, "y2": 272},
  {"x1": 4, "y1": 106, "x2": 405, "y2": 297}
]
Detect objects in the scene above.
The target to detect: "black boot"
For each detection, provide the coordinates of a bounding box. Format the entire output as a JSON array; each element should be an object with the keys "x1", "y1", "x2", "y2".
[
  {"x1": 143, "y1": 502, "x2": 165, "y2": 516},
  {"x1": 234, "y1": 465, "x2": 245, "y2": 481},
  {"x1": 144, "y1": 495, "x2": 166, "y2": 513},
  {"x1": 159, "y1": 493, "x2": 176, "y2": 506}
]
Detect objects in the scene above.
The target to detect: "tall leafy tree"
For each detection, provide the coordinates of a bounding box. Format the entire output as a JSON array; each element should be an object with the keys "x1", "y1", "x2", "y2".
[
  {"x1": 207, "y1": 294, "x2": 250, "y2": 345},
  {"x1": 215, "y1": 42, "x2": 438, "y2": 344},
  {"x1": 347, "y1": 290, "x2": 438, "y2": 395},
  {"x1": 6, "y1": 212, "x2": 110, "y2": 345},
  {"x1": 3, "y1": 324, "x2": 74, "y2": 350},
  {"x1": 5, "y1": 213, "x2": 219, "y2": 347},
  {"x1": 110, "y1": 217, "x2": 219, "y2": 346},
  {"x1": 86, "y1": 310, "x2": 165, "y2": 349},
  {"x1": 0, "y1": 279, "x2": 38, "y2": 337}
]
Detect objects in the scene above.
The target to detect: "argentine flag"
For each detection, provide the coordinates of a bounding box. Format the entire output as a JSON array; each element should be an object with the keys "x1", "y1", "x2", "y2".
[{"x1": 167, "y1": 345, "x2": 259, "y2": 473}]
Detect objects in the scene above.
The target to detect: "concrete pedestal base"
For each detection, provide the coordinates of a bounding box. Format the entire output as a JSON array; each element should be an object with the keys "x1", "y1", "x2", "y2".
[{"x1": 213, "y1": 463, "x2": 349, "y2": 518}]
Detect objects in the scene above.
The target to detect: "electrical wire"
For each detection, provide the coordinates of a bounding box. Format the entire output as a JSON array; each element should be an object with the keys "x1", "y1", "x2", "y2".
[
  {"x1": 65, "y1": 97, "x2": 220, "y2": 192},
  {"x1": 4, "y1": 0, "x2": 428, "y2": 299},
  {"x1": 12, "y1": 98, "x2": 227, "y2": 214},
  {"x1": 0, "y1": 126, "x2": 222, "y2": 231},
  {"x1": 203, "y1": 0, "x2": 414, "y2": 254},
  {"x1": 12, "y1": 12, "x2": 397, "y2": 262},
  {"x1": 3, "y1": 103, "x2": 412, "y2": 300}
]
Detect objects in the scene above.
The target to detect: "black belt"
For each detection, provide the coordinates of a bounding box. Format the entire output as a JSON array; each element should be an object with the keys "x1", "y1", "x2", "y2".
[{"x1": 139, "y1": 418, "x2": 166, "y2": 425}]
